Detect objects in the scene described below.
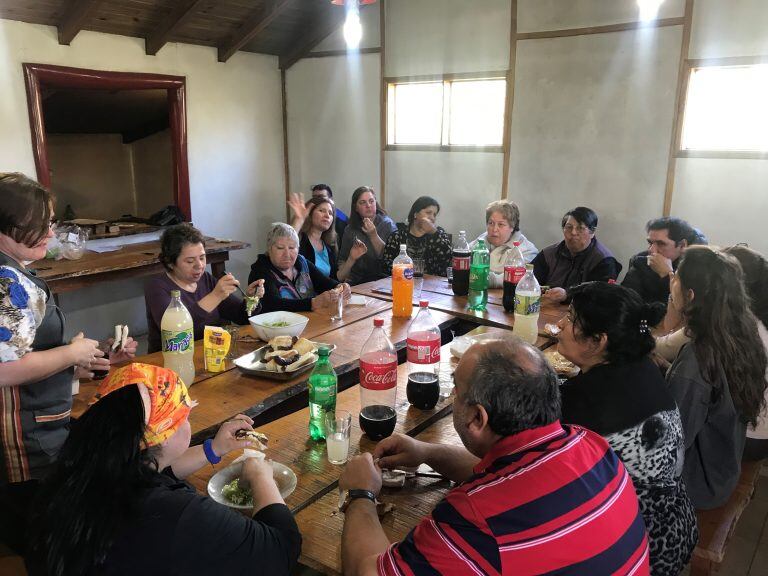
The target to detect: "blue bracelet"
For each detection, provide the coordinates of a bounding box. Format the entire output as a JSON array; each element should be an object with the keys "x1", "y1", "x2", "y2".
[{"x1": 203, "y1": 439, "x2": 221, "y2": 465}]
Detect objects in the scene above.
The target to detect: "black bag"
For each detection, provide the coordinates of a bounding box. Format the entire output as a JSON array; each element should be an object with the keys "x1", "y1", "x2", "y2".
[{"x1": 149, "y1": 206, "x2": 186, "y2": 227}]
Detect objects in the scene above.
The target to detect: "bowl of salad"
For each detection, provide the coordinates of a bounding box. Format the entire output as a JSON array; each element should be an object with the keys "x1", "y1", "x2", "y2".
[
  {"x1": 208, "y1": 460, "x2": 297, "y2": 509},
  {"x1": 248, "y1": 311, "x2": 308, "y2": 341}
]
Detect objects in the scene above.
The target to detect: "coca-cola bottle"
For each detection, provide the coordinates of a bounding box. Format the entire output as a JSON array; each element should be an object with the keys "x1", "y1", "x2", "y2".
[
  {"x1": 451, "y1": 231, "x2": 471, "y2": 296},
  {"x1": 406, "y1": 301, "x2": 441, "y2": 410},
  {"x1": 359, "y1": 318, "x2": 398, "y2": 440},
  {"x1": 502, "y1": 241, "x2": 526, "y2": 312}
]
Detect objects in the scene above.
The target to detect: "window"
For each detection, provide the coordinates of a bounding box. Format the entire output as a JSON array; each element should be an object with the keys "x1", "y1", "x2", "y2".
[
  {"x1": 681, "y1": 63, "x2": 768, "y2": 153},
  {"x1": 387, "y1": 76, "x2": 507, "y2": 150}
]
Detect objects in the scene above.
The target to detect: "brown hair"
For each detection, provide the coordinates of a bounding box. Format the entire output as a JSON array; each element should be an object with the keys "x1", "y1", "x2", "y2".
[
  {"x1": 677, "y1": 245, "x2": 767, "y2": 426},
  {"x1": 723, "y1": 245, "x2": 768, "y2": 329},
  {"x1": 159, "y1": 223, "x2": 204, "y2": 271},
  {"x1": 0, "y1": 173, "x2": 54, "y2": 247},
  {"x1": 300, "y1": 197, "x2": 337, "y2": 251},
  {"x1": 349, "y1": 186, "x2": 387, "y2": 230}
]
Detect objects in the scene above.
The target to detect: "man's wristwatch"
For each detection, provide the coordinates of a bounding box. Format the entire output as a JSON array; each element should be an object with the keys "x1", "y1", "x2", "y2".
[{"x1": 339, "y1": 489, "x2": 377, "y2": 512}]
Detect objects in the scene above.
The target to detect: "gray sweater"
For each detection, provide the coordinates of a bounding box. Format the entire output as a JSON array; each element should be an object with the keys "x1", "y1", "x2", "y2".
[{"x1": 667, "y1": 342, "x2": 746, "y2": 509}]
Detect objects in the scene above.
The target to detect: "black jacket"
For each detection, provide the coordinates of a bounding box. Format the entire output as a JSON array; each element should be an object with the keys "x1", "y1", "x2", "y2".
[
  {"x1": 299, "y1": 233, "x2": 338, "y2": 280},
  {"x1": 248, "y1": 254, "x2": 338, "y2": 313},
  {"x1": 622, "y1": 250, "x2": 675, "y2": 305}
]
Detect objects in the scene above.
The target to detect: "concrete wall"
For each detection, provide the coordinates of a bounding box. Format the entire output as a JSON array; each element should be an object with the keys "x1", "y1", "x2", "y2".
[{"x1": 0, "y1": 19, "x2": 284, "y2": 343}]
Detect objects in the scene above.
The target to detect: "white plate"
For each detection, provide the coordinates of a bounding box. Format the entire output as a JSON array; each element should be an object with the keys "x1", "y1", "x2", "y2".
[
  {"x1": 234, "y1": 342, "x2": 335, "y2": 380},
  {"x1": 208, "y1": 461, "x2": 297, "y2": 509},
  {"x1": 348, "y1": 294, "x2": 368, "y2": 306}
]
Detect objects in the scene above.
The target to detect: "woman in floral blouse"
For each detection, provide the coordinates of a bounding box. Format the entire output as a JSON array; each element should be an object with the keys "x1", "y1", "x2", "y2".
[{"x1": 382, "y1": 196, "x2": 452, "y2": 277}]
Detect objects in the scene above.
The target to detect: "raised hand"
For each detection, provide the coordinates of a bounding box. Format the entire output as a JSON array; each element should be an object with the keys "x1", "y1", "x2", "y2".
[
  {"x1": 361, "y1": 218, "x2": 377, "y2": 237},
  {"x1": 287, "y1": 192, "x2": 309, "y2": 222},
  {"x1": 350, "y1": 238, "x2": 368, "y2": 261}
]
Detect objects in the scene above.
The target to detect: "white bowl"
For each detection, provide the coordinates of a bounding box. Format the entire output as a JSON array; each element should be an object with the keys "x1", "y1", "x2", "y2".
[
  {"x1": 248, "y1": 311, "x2": 308, "y2": 341},
  {"x1": 208, "y1": 461, "x2": 298, "y2": 509}
]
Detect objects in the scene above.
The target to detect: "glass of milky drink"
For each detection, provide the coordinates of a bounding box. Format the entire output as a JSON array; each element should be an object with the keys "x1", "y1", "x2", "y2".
[{"x1": 325, "y1": 410, "x2": 352, "y2": 465}]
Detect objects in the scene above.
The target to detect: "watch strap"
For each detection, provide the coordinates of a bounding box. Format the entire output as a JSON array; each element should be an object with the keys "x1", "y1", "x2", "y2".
[{"x1": 348, "y1": 489, "x2": 376, "y2": 504}]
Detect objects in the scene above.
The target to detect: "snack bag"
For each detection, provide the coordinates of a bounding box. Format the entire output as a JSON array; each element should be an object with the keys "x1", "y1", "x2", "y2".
[{"x1": 203, "y1": 326, "x2": 231, "y2": 372}]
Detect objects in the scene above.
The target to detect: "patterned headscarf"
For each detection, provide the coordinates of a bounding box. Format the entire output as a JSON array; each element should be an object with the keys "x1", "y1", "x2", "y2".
[{"x1": 92, "y1": 363, "x2": 197, "y2": 447}]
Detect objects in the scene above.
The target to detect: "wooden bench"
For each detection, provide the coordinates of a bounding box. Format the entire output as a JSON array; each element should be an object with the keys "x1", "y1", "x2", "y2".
[{"x1": 690, "y1": 460, "x2": 764, "y2": 575}]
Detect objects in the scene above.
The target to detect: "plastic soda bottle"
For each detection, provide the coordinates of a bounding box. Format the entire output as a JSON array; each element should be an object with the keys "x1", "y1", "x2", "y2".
[
  {"x1": 512, "y1": 265, "x2": 541, "y2": 345},
  {"x1": 392, "y1": 244, "x2": 414, "y2": 317},
  {"x1": 502, "y1": 241, "x2": 526, "y2": 312},
  {"x1": 451, "y1": 231, "x2": 471, "y2": 296},
  {"x1": 161, "y1": 290, "x2": 195, "y2": 386},
  {"x1": 359, "y1": 318, "x2": 398, "y2": 440},
  {"x1": 406, "y1": 301, "x2": 441, "y2": 410},
  {"x1": 308, "y1": 346, "x2": 337, "y2": 440},
  {"x1": 468, "y1": 239, "x2": 490, "y2": 311}
]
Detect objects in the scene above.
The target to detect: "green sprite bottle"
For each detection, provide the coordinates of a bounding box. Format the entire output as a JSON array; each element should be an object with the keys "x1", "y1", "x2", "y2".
[
  {"x1": 308, "y1": 346, "x2": 337, "y2": 440},
  {"x1": 468, "y1": 239, "x2": 490, "y2": 311}
]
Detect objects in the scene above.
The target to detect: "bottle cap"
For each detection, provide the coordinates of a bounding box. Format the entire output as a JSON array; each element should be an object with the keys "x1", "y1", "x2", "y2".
[
  {"x1": 171, "y1": 290, "x2": 180, "y2": 297},
  {"x1": 459, "y1": 230, "x2": 465, "y2": 234},
  {"x1": 318, "y1": 346, "x2": 332, "y2": 357},
  {"x1": 526, "y1": 264, "x2": 534, "y2": 270},
  {"x1": 400, "y1": 244, "x2": 407, "y2": 250},
  {"x1": 419, "y1": 300, "x2": 429, "y2": 307},
  {"x1": 513, "y1": 241, "x2": 520, "y2": 246},
  {"x1": 373, "y1": 318, "x2": 384, "y2": 327}
]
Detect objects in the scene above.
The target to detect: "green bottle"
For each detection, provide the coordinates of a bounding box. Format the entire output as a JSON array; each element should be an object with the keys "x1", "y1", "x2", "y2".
[
  {"x1": 308, "y1": 347, "x2": 337, "y2": 440},
  {"x1": 468, "y1": 239, "x2": 490, "y2": 311}
]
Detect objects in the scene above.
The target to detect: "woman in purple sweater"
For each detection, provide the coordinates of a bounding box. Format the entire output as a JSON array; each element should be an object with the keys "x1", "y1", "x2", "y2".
[{"x1": 144, "y1": 224, "x2": 264, "y2": 353}]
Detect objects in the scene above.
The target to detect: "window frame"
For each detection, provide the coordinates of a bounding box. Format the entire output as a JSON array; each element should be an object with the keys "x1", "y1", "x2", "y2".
[
  {"x1": 385, "y1": 71, "x2": 508, "y2": 153},
  {"x1": 677, "y1": 55, "x2": 768, "y2": 160}
]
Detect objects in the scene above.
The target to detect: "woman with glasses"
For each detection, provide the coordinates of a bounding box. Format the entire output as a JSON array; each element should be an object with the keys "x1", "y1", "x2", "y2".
[
  {"x1": 532, "y1": 206, "x2": 621, "y2": 303},
  {"x1": 0, "y1": 173, "x2": 137, "y2": 484}
]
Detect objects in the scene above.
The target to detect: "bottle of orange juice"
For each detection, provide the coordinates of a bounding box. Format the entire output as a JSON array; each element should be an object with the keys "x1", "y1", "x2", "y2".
[{"x1": 392, "y1": 244, "x2": 414, "y2": 317}]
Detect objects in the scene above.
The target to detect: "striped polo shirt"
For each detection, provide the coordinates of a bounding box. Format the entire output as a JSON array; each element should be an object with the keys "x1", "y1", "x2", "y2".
[{"x1": 378, "y1": 421, "x2": 650, "y2": 575}]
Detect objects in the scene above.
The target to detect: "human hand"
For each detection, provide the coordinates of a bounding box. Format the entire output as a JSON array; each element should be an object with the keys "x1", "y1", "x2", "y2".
[
  {"x1": 339, "y1": 453, "x2": 382, "y2": 496},
  {"x1": 372, "y1": 433, "x2": 428, "y2": 471},
  {"x1": 246, "y1": 279, "x2": 265, "y2": 298},
  {"x1": 213, "y1": 273, "x2": 239, "y2": 301},
  {"x1": 349, "y1": 238, "x2": 368, "y2": 261},
  {"x1": 649, "y1": 351, "x2": 671, "y2": 372},
  {"x1": 105, "y1": 336, "x2": 138, "y2": 364},
  {"x1": 340, "y1": 283, "x2": 352, "y2": 301},
  {"x1": 211, "y1": 414, "x2": 258, "y2": 456},
  {"x1": 361, "y1": 218, "x2": 377, "y2": 237},
  {"x1": 415, "y1": 217, "x2": 437, "y2": 235},
  {"x1": 542, "y1": 287, "x2": 567, "y2": 303},
  {"x1": 74, "y1": 365, "x2": 95, "y2": 380},
  {"x1": 311, "y1": 291, "x2": 332, "y2": 312},
  {"x1": 286, "y1": 192, "x2": 309, "y2": 222},
  {"x1": 68, "y1": 332, "x2": 106, "y2": 369},
  {"x1": 648, "y1": 254, "x2": 674, "y2": 278},
  {"x1": 241, "y1": 457, "x2": 276, "y2": 488}
]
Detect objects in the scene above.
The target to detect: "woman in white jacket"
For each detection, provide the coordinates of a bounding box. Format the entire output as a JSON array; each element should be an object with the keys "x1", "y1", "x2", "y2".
[{"x1": 471, "y1": 200, "x2": 538, "y2": 288}]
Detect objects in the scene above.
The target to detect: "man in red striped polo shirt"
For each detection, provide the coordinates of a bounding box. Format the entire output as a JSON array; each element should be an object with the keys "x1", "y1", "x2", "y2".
[{"x1": 339, "y1": 338, "x2": 650, "y2": 575}]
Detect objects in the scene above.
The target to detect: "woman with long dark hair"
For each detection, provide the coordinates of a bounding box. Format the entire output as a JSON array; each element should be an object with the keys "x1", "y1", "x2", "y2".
[
  {"x1": 28, "y1": 363, "x2": 301, "y2": 575},
  {"x1": 336, "y1": 186, "x2": 396, "y2": 285},
  {"x1": 667, "y1": 246, "x2": 767, "y2": 509},
  {"x1": 557, "y1": 282, "x2": 697, "y2": 574},
  {"x1": 287, "y1": 194, "x2": 339, "y2": 279}
]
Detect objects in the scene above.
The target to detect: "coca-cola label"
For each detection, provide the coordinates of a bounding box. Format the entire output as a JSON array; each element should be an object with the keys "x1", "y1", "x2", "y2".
[
  {"x1": 452, "y1": 256, "x2": 470, "y2": 271},
  {"x1": 407, "y1": 337, "x2": 440, "y2": 364},
  {"x1": 504, "y1": 265, "x2": 526, "y2": 284},
  {"x1": 360, "y1": 360, "x2": 398, "y2": 391}
]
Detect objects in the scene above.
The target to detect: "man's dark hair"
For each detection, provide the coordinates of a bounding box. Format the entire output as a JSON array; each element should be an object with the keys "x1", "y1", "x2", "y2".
[
  {"x1": 465, "y1": 339, "x2": 561, "y2": 436},
  {"x1": 561, "y1": 206, "x2": 598, "y2": 231},
  {"x1": 159, "y1": 223, "x2": 204, "y2": 271},
  {"x1": 311, "y1": 184, "x2": 333, "y2": 198},
  {"x1": 646, "y1": 216, "x2": 707, "y2": 246}
]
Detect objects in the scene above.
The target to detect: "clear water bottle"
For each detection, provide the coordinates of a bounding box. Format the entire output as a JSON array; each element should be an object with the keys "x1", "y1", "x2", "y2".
[
  {"x1": 359, "y1": 318, "x2": 398, "y2": 440},
  {"x1": 308, "y1": 346, "x2": 337, "y2": 440},
  {"x1": 451, "y1": 231, "x2": 471, "y2": 296},
  {"x1": 468, "y1": 239, "x2": 490, "y2": 311},
  {"x1": 512, "y1": 265, "x2": 541, "y2": 345},
  {"x1": 161, "y1": 290, "x2": 195, "y2": 386},
  {"x1": 406, "y1": 300, "x2": 441, "y2": 410}
]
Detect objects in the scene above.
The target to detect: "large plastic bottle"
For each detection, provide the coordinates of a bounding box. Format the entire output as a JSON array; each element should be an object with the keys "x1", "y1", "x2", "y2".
[
  {"x1": 161, "y1": 290, "x2": 195, "y2": 386},
  {"x1": 451, "y1": 231, "x2": 471, "y2": 296},
  {"x1": 512, "y1": 265, "x2": 541, "y2": 345},
  {"x1": 468, "y1": 239, "x2": 490, "y2": 311},
  {"x1": 359, "y1": 318, "x2": 398, "y2": 440},
  {"x1": 502, "y1": 241, "x2": 526, "y2": 312},
  {"x1": 308, "y1": 346, "x2": 337, "y2": 440},
  {"x1": 392, "y1": 244, "x2": 414, "y2": 318},
  {"x1": 406, "y1": 301, "x2": 441, "y2": 410}
]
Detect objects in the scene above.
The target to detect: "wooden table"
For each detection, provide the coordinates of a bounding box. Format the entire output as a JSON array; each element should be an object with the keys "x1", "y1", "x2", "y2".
[{"x1": 29, "y1": 238, "x2": 249, "y2": 295}]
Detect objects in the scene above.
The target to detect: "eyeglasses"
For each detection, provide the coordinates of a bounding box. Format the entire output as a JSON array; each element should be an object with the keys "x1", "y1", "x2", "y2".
[{"x1": 563, "y1": 224, "x2": 590, "y2": 234}]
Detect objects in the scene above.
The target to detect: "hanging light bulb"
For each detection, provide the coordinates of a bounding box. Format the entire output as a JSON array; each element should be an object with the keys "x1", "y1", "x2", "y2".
[
  {"x1": 637, "y1": 0, "x2": 664, "y2": 22},
  {"x1": 343, "y1": 0, "x2": 363, "y2": 49}
]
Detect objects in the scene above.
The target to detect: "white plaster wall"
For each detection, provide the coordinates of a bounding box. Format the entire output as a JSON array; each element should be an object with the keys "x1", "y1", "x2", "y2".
[
  {"x1": 689, "y1": 0, "x2": 768, "y2": 59},
  {"x1": 508, "y1": 26, "x2": 682, "y2": 271},
  {"x1": 0, "y1": 19, "x2": 284, "y2": 342},
  {"x1": 286, "y1": 53, "x2": 380, "y2": 218}
]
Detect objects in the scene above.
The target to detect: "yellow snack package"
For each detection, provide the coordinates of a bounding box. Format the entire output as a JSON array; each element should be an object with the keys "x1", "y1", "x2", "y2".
[{"x1": 203, "y1": 326, "x2": 231, "y2": 372}]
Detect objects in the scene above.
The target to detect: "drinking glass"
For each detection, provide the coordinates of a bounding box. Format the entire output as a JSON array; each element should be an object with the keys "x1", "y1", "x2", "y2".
[
  {"x1": 325, "y1": 410, "x2": 352, "y2": 465},
  {"x1": 446, "y1": 266, "x2": 453, "y2": 285},
  {"x1": 330, "y1": 292, "x2": 344, "y2": 321},
  {"x1": 413, "y1": 258, "x2": 425, "y2": 300}
]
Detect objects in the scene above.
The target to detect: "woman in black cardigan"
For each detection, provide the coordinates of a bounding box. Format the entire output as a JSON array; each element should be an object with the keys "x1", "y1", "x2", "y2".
[{"x1": 287, "y1": 194, "x2": 339, "y2": 279}]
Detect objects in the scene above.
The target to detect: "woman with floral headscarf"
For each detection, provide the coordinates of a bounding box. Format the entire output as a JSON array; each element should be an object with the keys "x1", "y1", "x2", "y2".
[{"x1": 27, "y1": 364, "x2": 301, "y2": 576}]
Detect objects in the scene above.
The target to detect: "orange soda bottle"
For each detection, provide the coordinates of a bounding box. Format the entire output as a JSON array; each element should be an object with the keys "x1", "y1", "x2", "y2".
[{"x1": 392, "y1": 244, "x2": 414, "y2": 317}]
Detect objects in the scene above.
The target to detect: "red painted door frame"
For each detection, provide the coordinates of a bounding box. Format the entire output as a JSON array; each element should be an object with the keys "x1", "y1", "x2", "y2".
[{"x1": 22, "y1": 63, "x2": 191, "y2": 221}]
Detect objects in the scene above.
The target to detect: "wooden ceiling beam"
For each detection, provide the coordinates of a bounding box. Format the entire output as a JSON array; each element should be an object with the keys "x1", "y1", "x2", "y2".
[
  {"x1": 279, "y1": 6, "x2": 346, "y2": 70},
  {"x1": 58, "y1": 0, "x2": 104, "y2": 45},
  {"x1": 145, "y1": 0, "x2": 207, "y2": 56},
  {"x1": 218, "y1": 0, "x2": 294, "y2": 63}
]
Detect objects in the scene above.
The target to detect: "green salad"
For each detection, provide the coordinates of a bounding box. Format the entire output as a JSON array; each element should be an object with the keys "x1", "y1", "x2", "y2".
[
  {"x1": 265, "y1": 320, "x2": 290, "y2": 327},
  {"x1": 221, "y1": 478, "x2": 253, "y2": 506}
]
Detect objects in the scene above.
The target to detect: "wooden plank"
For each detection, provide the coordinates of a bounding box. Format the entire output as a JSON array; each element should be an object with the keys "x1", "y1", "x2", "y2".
[
  {"x1": 304, "y1": 47, "x2": 381, "y2": 59},
  {"x1": 501, "y1": 0, "x2": 517, "y2": 200},
  {"x1": 516, "y1": 16, "x2": 685, "y2": 41},
  {"x1": 145, "y1": 0, "x2": 207, "y2": 56},
  {"x1": 279, "y1": 5, "x2": 345, "y2": 70},
  {"x1": 379, "y1": 0, "x2": 386, "y2": 209},
  {"x1": 662, "y1": 0, "x2": 694, "y2": 216},
  {"x1": 384, "y1": 70, "x2": 508, "y2": 84},
  {"x1": 281, "y1": 67, "x2": 291, "y2": 221},
  {"x1": 218, "y1": 0, "x2": 294, "y2": 63},
  {"x1": 676, "y1": 149, "x2": 768, "y2": 160},
  {"x1": 58, "y1": 0, "x2": 104, "y2": 45}
]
